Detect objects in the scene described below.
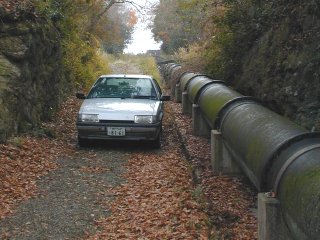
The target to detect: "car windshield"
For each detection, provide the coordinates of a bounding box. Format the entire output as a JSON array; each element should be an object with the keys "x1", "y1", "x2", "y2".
[{"x1": 87, "y1": 77, "x2": 158, "y2": 99}]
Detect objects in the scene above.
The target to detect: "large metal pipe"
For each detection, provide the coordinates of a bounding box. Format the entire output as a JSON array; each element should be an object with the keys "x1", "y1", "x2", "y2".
[
  {"x1": 163, "y1": 63, "x2": 176, "y2": 82},
  {"x1": 219, "y1": 101, "x2": 309, "y2": 190},
  {"x1": 199, "y1": 84, "x2": 320, "y2": 239},
  {"x1": 157, "y1": 61, "x2": 174, "y2": 73},
  {"x1": 198, "y1": 84, "x2": 243, "y2": 128},
  {"x1": 166, "y1": 64, "x2": 181, "y2": 81},
  {"x1": 186, "y1": 75, "x2": 224, "y2": 104},
  {"x1": 179, "y1": 73, "x2": 199, "y2": 92},
  {"x1": 160, "y1": 60, "x2": 320, "y2": 239},
  {"x1": 267, "y1": 135, "x2": 320, "y2": 239},
  {"x1": 167, "y1": 64, "x2": 182, "y2": 82},
  {"x1": 217, "y1": 100, "x2": 320, "y2": 238},
  {"x1": 162, "y1": 62, "x2": 172, "y2": 73},
  {"x1": 170, "y1": 70, "x2": 189, "y2": 99}
]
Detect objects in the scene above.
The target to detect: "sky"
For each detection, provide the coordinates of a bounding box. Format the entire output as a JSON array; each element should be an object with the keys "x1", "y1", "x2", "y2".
[
  {"x1": 124, "y1": 25, "x2": 161, "y2": 54},
  {"x1": 124, "y1": 0, "x2": 161, "y2": 54}
]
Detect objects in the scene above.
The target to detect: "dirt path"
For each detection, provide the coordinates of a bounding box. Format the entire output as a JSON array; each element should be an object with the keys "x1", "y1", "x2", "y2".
[
  {"x1": 0, "y1": 59, "x2": 257, "y2": 239},
  {"x1": 0, "y1": 101, "x2": 210, "y2": 239},
  {"x1": 109, "y1": 59, "x2": 141, "y2": 74},
  {"x1": 0, "y1": 150, "x2": 128, "y2": 239}
]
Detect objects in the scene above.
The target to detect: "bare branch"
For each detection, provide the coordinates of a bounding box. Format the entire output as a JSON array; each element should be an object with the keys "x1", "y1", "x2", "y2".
[
  {"x1": 87, "y1": 0, "x2": 117, "y2": 32},
  {"x1": 87, "y1": 0, "x2": 145, "y2": 32}
]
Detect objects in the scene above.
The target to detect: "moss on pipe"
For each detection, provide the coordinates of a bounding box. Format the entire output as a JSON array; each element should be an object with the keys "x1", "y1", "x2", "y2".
[
  {"x1": 279, "y1": 149, "x2": 320, "y2": 239},
  {"x1": 220, "y1": 103, "x2": 307, "y2": 190},
  {"x1": 199, "y1": 85, "x2": 242, "y2": 126}
]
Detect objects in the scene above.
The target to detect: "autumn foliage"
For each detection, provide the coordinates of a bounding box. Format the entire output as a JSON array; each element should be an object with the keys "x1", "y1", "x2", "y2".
[{"x1": 0, "y1": 0, "x2": 137, "y2": 91}]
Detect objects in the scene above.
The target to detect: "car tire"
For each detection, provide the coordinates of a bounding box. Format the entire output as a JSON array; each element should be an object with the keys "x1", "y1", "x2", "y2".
[{"x1": 151, "y1": 127, "x2": 162, "y2": 149}]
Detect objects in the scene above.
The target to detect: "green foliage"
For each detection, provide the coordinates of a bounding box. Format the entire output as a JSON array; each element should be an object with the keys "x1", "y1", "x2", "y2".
[
  {"x1": 62, "y1": 33, "x2": 110, "y2": 90},
  {"x1": 189, "y1": 0, "x2": 259, "y2": 80},
  {"x1": 158, "y1": 0, "x2": 320, "y2": 82},
  {"x1": 152, "y1": 0, "x2": 204, "y2": 54},
  {"x1": 101, "y1": 4, "x2": 137, "y2": 54},
  {"x1": 31, "y1": 0, "x2": 137, "y2": 91},
  {"x1": 136, "y1": 55, "x2": 162, "y2": 84},
  {"x1": 108, "y1": 54, "x2": 162, "y2": 87},
  {"x1": 32, "y1": 0, "x2": 117, "y2": 90},
  {"x1": 152, "y1": 0, "x2": 269, "y2": 80},
  {"x1": 33, "y1": 0, "x2": 64, "y2": 22},
  {"x1": 174, "y1": 43, "x2": 206, "y2": 73}
]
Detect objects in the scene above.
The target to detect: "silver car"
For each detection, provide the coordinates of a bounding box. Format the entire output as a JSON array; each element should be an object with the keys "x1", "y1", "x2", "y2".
[{"x1": 76, "y1": 74, "x2": 170, "y2": 147}]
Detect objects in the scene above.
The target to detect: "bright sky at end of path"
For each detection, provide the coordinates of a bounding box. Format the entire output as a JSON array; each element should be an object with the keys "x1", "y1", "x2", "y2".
[
  {"x1": 124, "y1": 0, "x2": 161, "y2": 54},
  {"x1": 124, "y1": 26, "x2": 161, "y2": 54}
]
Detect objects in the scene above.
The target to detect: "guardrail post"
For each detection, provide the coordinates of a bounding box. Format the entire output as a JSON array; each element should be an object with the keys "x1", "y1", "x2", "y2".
[
  {"x1": 182, "y1": 91, "x2": 192, "y2": 115},
  {"x1": 192, "y1": 104, "x2": 210, "y2": 137},
  {"x1": 211, "y1": 130, "x2": 242, "y2": 175},
  {"x1": 175, "y1": 83, "x2": 182, "y2": 103},
  {"x1": 258, "y1": 193, "x2": 291, "y2": 240}
]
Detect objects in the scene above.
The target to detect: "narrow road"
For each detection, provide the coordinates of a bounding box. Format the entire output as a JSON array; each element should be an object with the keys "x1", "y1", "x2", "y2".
[
  {"x1": 0, "y1": 149, "x2": 128, "y2": 239},
  {"x1": 0, "y1": 59, "x2": 257, "y2": 239},
  {"x1": 0, "y1": 61, "x2": 210, "y2": 239},
  {"x1": 0, "y1": 101, "x2": 209, "y2": 239}
]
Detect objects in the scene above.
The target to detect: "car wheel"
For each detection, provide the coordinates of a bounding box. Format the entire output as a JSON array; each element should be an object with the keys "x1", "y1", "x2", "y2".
[
  {"x1": 151, "y1": 128, "x2": 162, "y2": 149},
  {"x1": 78, "y1": 136, "x2": 88, "y2": 147}
]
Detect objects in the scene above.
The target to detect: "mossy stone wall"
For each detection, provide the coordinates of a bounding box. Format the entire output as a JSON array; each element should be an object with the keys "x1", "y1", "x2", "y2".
[
  {"x1": 0, "y1": 16, "x2": 71, "y2": 141},
  {"x1": 233, "y1": 3, "x2": 320, "y2": 131}
]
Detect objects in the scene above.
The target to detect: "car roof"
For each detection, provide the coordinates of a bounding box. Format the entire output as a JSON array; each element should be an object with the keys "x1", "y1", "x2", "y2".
[{"x1": 99, "y1": 74, "x2": 153, "y2": 79}]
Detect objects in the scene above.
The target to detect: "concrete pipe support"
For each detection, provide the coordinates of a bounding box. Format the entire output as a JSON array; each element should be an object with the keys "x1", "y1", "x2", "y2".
[
  {"x1": 168, "y1": 68, "x2": 186, "y2": 100},
  {"x1": 185, "y1": 75, "x2": 224, "y2": 136},
  {"x1": 180, "y1": 73, "x2": 199, "y2": 115}
]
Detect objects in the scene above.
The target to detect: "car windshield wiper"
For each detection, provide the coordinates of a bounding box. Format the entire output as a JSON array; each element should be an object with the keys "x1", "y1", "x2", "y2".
[
  {"x1": 120, "y1": 95, "x2": 131, "y2": 99},
  {"x1": 90, "y1": 96, "x2": 121, "y2": 99},
  {"x1": 132, "y1": 95, "x2": 157, "y2": 99}
]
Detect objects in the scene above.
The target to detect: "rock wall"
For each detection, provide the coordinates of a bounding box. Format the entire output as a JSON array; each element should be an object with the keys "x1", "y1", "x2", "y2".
[
  {"x1": 232, "y1": 2, "x2": 320, "y2": 131},
  {"x1": 0, "y1": 11, "x2": 70, "y2": 141}
]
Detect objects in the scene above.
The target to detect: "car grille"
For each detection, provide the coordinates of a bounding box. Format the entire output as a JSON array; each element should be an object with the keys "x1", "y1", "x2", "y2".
[{"x1": 99, "y1": 120, "x2": 134, "y2": 124}]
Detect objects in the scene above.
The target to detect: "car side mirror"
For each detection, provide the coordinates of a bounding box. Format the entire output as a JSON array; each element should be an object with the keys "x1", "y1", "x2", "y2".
[
  {"x1": 76, "y1": 93, "x2": 86, "y2": 99},
  {"x1": 160, "y1": 95, "x2": 170, "y2": 101}
]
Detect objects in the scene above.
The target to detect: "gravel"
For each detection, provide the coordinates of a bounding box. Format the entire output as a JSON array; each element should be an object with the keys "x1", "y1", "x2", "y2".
[{"x1": 0, "y1": 149, "x2": 129, "y2": 239}]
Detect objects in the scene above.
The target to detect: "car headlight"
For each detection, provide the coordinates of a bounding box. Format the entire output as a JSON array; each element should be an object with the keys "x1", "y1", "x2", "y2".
[
  {"x1": 134, "y1": 115, "x2": 157, "y2": 124},
  {"x1": 78, "y1": 114, "x2": 99, "y2": 123}
]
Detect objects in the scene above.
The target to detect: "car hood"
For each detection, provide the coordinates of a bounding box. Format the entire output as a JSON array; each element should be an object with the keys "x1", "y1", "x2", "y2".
[{"x1": 79, "y1": 98, "x2": 161, "y2": 121}]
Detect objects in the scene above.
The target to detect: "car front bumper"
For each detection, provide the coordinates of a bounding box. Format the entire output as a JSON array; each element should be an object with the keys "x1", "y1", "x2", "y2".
[{"x1": 76, "y1": 122, "x2": 161, "y2": 141}]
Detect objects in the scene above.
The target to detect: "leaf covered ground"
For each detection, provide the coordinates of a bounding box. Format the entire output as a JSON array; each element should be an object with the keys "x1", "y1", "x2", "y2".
[
  {"x1": 169, "y1": 102, "x2": 258, "y2": 239},
  {"x1": 0, "y1": 93, "x2": 257, "y2": 239},
  {"x1": 0, "y1": 98, "x2": 80, "y2": 220}
]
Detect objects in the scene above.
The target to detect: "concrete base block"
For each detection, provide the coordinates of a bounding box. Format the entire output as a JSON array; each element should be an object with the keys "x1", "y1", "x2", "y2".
[
  {"x1": 210, "y1": 130, "x2": 242, "y2": 175},
  {"x1": 258, "y1": 193, "x2": 291, "y2": 240},
  {"x1": 175, "y1": 83, "x2": 182, "y2": 103},
  {"x1": 192, "y1": 104, "x2": 210, "y2": 137},
  {"x1": 182, "y1": 92, "x2": 192, "y2": 115}
]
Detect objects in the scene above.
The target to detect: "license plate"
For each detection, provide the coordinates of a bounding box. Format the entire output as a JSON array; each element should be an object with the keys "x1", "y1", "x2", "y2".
[{"x1": 107, "y1": 127, "x2": 125, "y2": 136}]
